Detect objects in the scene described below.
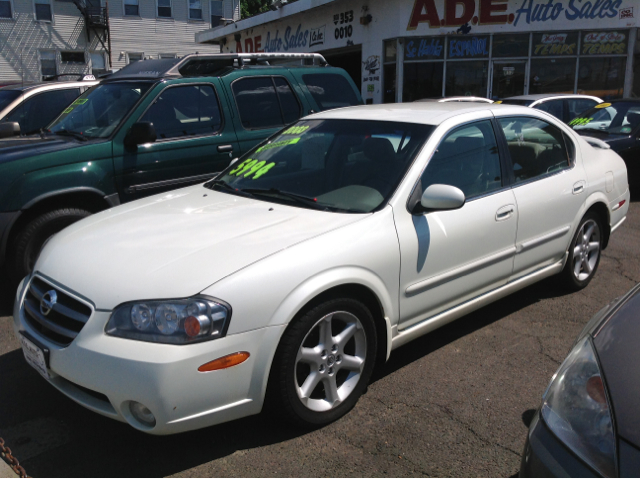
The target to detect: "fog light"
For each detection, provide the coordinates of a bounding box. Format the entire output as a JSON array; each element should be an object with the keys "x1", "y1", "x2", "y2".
[{"x1": 130, "y1": 401, "x2": 156, "y2": 427}]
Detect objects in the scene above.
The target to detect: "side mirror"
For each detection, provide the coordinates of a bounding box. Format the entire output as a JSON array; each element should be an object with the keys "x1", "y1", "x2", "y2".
[
  {"x1": 125, "y1": 122, "x2": 156, "y2": 147},
  {"x1": 0, "y1": 122, "x2": 20, "y2": 139},
  {"x1": 420, "y1": 184, "x2": 465, "y2": 211}
]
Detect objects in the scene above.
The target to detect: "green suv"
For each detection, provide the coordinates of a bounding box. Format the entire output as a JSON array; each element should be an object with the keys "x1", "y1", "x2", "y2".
[{"x1": 0, "y1": 53, "x2": 362, "y2": 282}]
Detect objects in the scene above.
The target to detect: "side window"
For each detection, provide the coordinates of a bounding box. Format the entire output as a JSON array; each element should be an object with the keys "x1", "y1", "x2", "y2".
[
  {"x1": 232, "y1": 77, "x2": 300, "y2": 130},
  {"x1": 302, "y1": 73, "x2": 361, "y2": 111},
  {"x1": 421, "y1": 120, "x2": 502, "y2": 199},
  {"x1": 568, "y1": 99, "x2": 598, "y2": 121},
  {"x1": 534, "y1": 99, "x2": 563, "y2": 120},
  {"x1": 6, "y1": 88, "x2": 80, "y2": 135},
  {"x1": 140, "y1": 84, "x2": 222, "y2": 140},
  {"x1": 498, "y1": 117, "x2": 570, "y2": 184}
]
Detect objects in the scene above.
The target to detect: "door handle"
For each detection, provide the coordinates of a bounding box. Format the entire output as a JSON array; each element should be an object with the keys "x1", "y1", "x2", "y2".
[
  {"x1": 573, "y1": 181, "x2": 586, "y2": 195},
  {"x1": 217, "y1": 144, "x2": 233, "y2": 153},
  {"x1": 495, "y1": 205, "x2": 515, "y2": 221}
]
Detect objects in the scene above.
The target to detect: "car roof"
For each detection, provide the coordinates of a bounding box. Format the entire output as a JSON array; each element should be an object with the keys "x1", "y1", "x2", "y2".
[
  {"x1": 308, "y1": 102, "x2": 529, "y2": 126},
  {"x1": 0, "y1": 81, "x2": 98, "y2": 92},
  {"x1": 504, "y1": 93, "x2": 598, "y2": 101},
  {"x1": 415, "y1": 96, "x2": 493, "y2": 103}
]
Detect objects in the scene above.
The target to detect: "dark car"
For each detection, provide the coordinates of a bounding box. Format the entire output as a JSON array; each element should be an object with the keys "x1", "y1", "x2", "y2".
[
  {"x1": 569, "y1": 100, "x2": 640, "y2": 187},
  {"x1": 520, "y1": 282, "x2": 640, "y2": 477}
]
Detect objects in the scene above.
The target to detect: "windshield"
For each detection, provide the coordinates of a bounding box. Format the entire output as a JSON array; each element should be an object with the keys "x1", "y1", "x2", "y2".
[
  {"x1": 0, "y1": 90, "x2": 21, "y2": 113},
  {"x1": 569, "y1": 102, "x2": 640, "y2": 136},
  {"x1": 210, "y1": 119, "x2": 433, "y2": 213},
  {"x1": 47, "y1": 82, "x2": 153, "y2": 138},
  {"x1": 497, "y1": 99, "x2": 533, "y2": 106}
]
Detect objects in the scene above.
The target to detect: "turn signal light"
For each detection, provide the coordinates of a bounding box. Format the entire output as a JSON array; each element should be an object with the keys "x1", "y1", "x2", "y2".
[{"x1": 198, "y1": 352, "x2": 250, "y2": 372}]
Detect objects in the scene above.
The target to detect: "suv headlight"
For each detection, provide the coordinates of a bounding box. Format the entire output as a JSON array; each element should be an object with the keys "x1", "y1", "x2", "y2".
[
  {"x1": 106, "y1": 297, "x2": 231, "y2": 345},
  {"x1": 541, "y1": 337, "x2": 615, "y2": 477}
]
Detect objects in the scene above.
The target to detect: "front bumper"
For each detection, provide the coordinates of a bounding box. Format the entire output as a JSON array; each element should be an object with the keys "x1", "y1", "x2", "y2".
[
  {"x1": 520, "y1": 411, "x2": 598, "y2": 477},
  {"x1": 13, "y1": 276, "x2": 285, "y2": 435}
]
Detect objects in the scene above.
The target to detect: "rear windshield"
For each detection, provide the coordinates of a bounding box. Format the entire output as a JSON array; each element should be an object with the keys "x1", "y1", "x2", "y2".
[
  {"x1": 0, "y1": 90, "x2": 21, "y2": 113},
  {"x1": 302, "y1": 73, "x2": 362, "y2": 111},
  {"x1": 570, "y1": 101, "x2": 640, "y2": 137}
]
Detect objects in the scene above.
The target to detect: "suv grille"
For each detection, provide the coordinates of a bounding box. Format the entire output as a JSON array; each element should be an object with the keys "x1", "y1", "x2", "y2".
[{"x1": 22, "y1": 277, "x2": 93, "y2": 346}]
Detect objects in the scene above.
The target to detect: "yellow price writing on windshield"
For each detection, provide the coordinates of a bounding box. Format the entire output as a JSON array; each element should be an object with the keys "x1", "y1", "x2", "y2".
[
  {"x1": 282, "y1": 125, "x2": 309, "y2": 135},
  {"x1": 229, "y1": 158, "x2": 276, "y2": 179}
]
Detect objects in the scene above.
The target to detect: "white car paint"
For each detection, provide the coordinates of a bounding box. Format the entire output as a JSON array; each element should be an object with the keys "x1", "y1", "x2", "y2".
[{"x1": 13, "y1": 102, "x2": 630, "y2": 434}]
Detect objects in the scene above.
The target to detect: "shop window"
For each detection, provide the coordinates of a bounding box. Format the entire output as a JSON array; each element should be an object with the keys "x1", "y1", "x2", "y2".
[
  {"x1": 34, "y1": 0, "x2": 52, "y2": 21},
  {"x1": 492, "y1": 34, "x2": 530, "y2": 58},
  {"x1": 6, "y1": 88, "x2": 80, "y2": 135},
  {"x1": 140, "y1": 85, "x2": 222, "y2": 140},
  {"x1": 445, "y1": 60, "x2": 488, "y2": 97},
  {"x1": 498, "y1": 117, "x2": 569, "y2": 184},
  {"x1": 189, "y1": 0, "x2": 202, "y2": 19},
  {"x1": 577, "y1": 57, "x2": 626, "y2": 100},
  {"x1": 210, "y1": 0, "x2": 222, "y2": 26},
  {"x1": 39, "y1": 50, "x2": 56, "y2": 79},
  {"x1": 447, "y1": 35, "x2": 489, "y2": 59},
  {"x1": 61, "y1": 51, "x2": 85, "y2": 64},
  {"x1": 403, "y1": 62, "x2": 443, "y2": 102},
  {"x1": 384, "y1": 39, "x2": 396, "y2": 63},
  {"x1": 532, "y1": 32, "x2": 579, "y2": 57},
  {"x1": 302, "y1": 73, "x2": 360, "y2": 111},
  {"x1": 124, "y1": 0, "x2": 138, "y2": 16},
  {"x1": 233, "y1": 77, "x2": 300, "y2": 130},
  {"x1": 383, "y1": 39, "x2": 396, "y2": 104},
  {"x1": 157, "y1": 0, "x2": 171, "y2": 17},
  {"x1": 0, "y1": 0, "x2": 12, "y2": 18},
  {"x1": 529, "y1": 58, "x2": 576, "y2": 95}
]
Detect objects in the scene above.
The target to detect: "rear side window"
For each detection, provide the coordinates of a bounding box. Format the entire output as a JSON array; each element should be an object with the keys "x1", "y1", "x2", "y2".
[
  {"x1": 534, "y1": 99, "x2": 563, "y2": 120},
  {"x1": 140, "y1": 84, "x2": 222, "y2": 140},
  {"x1": 6, "y1": 88, "x2": 80, "y2": 135},
  {"x1": 302, "y1": 73, "x2": 361, "y2": 111},
  {"x1": 232, "y1": 76, "x2": 301, "y2": 130},
  {"x1": 567, "y1": 99, "x2": 598, "y2": 121},
  {"x1": 498, "y1": 117, "x2": 570, "y2": 184}
]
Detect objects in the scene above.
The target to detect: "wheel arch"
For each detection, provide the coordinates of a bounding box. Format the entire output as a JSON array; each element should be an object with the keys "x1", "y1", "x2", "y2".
[{"x1": 581, "y1": 194, "x2": 611, "y2": 249}]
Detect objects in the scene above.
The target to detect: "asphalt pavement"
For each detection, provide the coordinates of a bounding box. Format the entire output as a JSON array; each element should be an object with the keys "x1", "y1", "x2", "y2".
[{"x1": 0, "y1": 200, "x2": 638, "y2": 477}]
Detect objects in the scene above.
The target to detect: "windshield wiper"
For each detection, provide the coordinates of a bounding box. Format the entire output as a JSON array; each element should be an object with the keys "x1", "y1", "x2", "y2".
[
  {"x1": 240, "y1": 188, "x2": 331, "y2": 211},
  {"x1": 205, "y1": 179, "x2": 254, "y2": 198},
  {"x1": 52, "y1": 130, "x2": 88, "y2": 142}
]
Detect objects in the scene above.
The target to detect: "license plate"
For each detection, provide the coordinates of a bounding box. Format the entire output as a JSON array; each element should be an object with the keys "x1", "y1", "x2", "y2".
[{"x1": 19, "y1": 332, "x2": 50, "y2": 379}]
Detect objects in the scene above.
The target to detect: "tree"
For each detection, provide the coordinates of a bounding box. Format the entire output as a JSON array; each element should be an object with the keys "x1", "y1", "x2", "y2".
[{"x1": 241, "y1": 0, "x2": 270, "y2": 18}]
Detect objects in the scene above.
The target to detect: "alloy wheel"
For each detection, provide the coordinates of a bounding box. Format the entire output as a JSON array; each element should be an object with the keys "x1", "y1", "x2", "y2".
[{"x1": 572, "y1": 219, "x2": 601, "y2": 282}]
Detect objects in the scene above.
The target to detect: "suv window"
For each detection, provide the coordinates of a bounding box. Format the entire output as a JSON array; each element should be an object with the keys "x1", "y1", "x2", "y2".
[
  {"x1": 421, "y1": 120, "x2": 502, "y2": 199},
  {"x1": 498, "y1": 117, "x2": 570, "y2": 184},
  {"x1": 302, "y1": 73, "x2": 361, "y2": 111},
  {"x1": 140, "y1": 84, "x2": 222, "y2": 140},
  {"x1": 232, "y1": 76, "x2": 301, "y2": 130},
  {"x1": 6, "y1": 88, "x2": 80, "y2": 135},
  {"x1": 534, "y1": 99, "x2": 563, "y2": 120}
]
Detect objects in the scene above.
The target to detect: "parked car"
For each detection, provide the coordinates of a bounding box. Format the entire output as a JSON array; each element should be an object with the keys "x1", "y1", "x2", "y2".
[
  {"x1": 521, "y1": 282, "x2": 640, "y2": 477},
  {"x1": 569, "y1": 99, "x2": 640, "y2": 187},
  {"x1": 12, "y1": 102, "x2": 628, "y2": 435},
  {"x1": 0, "y1": 76, "x2": 98, "y2": 136},
  {"x1": 415, "y1": 96, "x2": 493, "y2": 103},
  {"x1": 0, "y1": 53, "x2": 362, "y2": 283},
  {"x1": 496, "y1": 94, "x2": 603, "y2": 123}
]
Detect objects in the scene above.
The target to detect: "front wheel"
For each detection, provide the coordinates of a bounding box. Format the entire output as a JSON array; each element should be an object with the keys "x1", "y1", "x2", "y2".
[
  {"x1": 268, "y1": 298, "x2": 377, "y2": 427},
  {"x1": 559, "y1": 212, "x2": 603, "y2": 291}
]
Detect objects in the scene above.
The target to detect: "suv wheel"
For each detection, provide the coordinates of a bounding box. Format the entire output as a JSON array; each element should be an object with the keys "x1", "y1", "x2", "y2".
[{"x1": 8, "y1": 208, "x2": 91, "y2": 283}]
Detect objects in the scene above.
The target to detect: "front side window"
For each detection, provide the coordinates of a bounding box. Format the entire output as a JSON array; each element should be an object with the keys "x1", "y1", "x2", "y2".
[
  {"x1": 34, "y1": 0, "x2": 52, "y2": 21},
  {"x1": 139, "y1": 84, "x2": 222, "y2": 140},
  {"x1": 570, "y1": 102, "x2": 640, "y2": 137},
  {"x1": 157, "y1": 0, "x2": 171, "y2": 17},
  {"x1": 421, "y1": 120, "x2": 502, "y2": 199},
  {"x1": 232, "y1": 76, "x2": 300, "y2": 130},
  {"x1": 0, "y1": 0, "x2": 12, "y2": 18},
  {"x1": 124, "y1": 0, "x2": 138, "y2": 16},
  {"x1": 535, "y1": 99, "x2": 563, "y2": 120},
  {"x1": 189, "y1": 0, "x2": 202, "y2": 19},
  {"x1": 6, "y1": 88, "x2": 80, "y2": 135},
  {"x1": 48, "y1": 82, "x2": 152, "y2": 138},
  {"x1": 302, "y1": 73, "x2": 361, "y2": 111},
  {"x1": 498, "y1": 117, "x2": 570, "y2": 184},
  {"x1": 0, "y1": 90, "x2": 20, "y2": 112},
  {"x1": 212, "y1": 120, "x2": 434, "y2": 213}
]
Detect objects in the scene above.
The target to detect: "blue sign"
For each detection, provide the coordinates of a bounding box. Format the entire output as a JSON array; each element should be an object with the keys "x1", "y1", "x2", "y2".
[
  {"x1": 264, "y1": 24, "x2": 310, "y2": 52},
  {"x1": 404, "y1": 37, "x2": 444, "y2": 60},
  {"x1": 448, "y1": 36, "x2": 489, "y2": 58}
]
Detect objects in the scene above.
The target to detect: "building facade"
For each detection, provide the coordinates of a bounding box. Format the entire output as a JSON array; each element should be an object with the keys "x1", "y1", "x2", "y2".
[
  {"x1": 196, "y1": 0, "x2": 640, "y2": 104},
  {"x1": 0, "y1": 0, "x2": 240, "y2": 83}
]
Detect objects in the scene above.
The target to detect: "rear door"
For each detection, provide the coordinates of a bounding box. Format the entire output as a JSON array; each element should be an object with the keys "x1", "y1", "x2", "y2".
[{"x1": 114, "y1": 79, "x2": 239, "y2": 201}]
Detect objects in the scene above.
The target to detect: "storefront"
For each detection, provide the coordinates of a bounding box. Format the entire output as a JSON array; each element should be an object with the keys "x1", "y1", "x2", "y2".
[{"x1": 196, "y1": 0, "x2": 640, "y2": 104}]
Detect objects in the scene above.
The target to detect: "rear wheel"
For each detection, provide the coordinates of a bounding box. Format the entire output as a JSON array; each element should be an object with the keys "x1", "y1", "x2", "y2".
[
  {"x1": 559, "y1": 212, "x2": 602, "y2": 291},
  {"x1": 8, "y1": 208, "x2": 91, "y2": 283},
  {"x1": 268, "y1": 298, "x2": 377, "y2": 427}
]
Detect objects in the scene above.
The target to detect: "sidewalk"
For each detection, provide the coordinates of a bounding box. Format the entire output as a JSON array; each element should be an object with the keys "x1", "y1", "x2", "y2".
[{"x1": 0, "y1": 458, "x2": 19, "y2": 478}]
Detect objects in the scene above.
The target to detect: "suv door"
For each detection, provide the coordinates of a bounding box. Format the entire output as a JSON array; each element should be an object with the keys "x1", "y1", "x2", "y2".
[
  {"x1": 3, "y1": 88, "x2": 81, "y2": 135},
  {"x1": 114, "y1": 80, "x2": 239, "y2": 201},
  {"x1": 395, "y1": 119, "x2": 518, "y2": 329},
  {"x1": 222, "y1": 74, "x2": 305, "y2": 155}
]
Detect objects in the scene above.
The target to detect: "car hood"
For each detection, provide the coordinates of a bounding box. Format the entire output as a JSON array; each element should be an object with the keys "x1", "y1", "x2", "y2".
[
  {"x1": 35, "y1": 185, "x2": 365, "y2": 309},
  {"x1": 592, "y1": 284, "x2": 640, "y2": 448},
  {"x1": 0, "y1": 135, "x2": 82, "y2": 166}
]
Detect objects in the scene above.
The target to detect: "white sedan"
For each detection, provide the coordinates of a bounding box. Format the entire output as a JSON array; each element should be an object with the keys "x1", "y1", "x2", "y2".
[{"x1": 13, "y1": 103, "x2": 629, "y2": 434}]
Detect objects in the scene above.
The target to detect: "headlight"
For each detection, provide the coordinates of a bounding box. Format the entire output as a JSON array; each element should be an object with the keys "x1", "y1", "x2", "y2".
[
  {"x1": 541, "y1": 337, "x2": 615, "y2": 477},
  {"x1": 106, "y1": 297, "x2": 231, "y2": 345}
]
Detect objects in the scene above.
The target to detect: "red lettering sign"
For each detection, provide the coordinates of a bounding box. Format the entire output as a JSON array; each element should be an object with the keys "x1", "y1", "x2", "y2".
[
  {"x1": 479, "y1": 0, "x2": 508, "y2": 24},
  {"x1": 407, "y1": 0, "x2": 441, "y2": 30},
  {"x1": 445, "y1": 0, "x2": 475, "y2": 26}
]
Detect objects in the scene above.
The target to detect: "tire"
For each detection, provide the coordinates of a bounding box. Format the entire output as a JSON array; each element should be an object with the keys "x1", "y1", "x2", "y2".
[
  {"x1": 8, "y1": 208, "x2": 92, "y2": 283},
  {"x1": 559, "y1": 212, "x2": 603, "y2": 291},
  {"x1": 268, "y1": 298, "x2": 378, "y2": 427}
]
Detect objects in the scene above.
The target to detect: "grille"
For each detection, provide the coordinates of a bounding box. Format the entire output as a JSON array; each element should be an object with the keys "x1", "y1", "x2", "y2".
[{"x1": 22, "y1": 277, "x2": 93, "y2": 347}]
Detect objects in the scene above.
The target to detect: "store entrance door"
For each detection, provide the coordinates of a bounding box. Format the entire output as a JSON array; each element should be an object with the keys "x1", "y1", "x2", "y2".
[{"x1": 490, "y1": 61, "x2": 527, "y2": 100}]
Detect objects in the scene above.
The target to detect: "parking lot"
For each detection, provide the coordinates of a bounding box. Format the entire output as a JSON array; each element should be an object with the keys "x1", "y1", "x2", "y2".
[{"x1": 0, "y1": 199, "x2": 637, "y2": 477}]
